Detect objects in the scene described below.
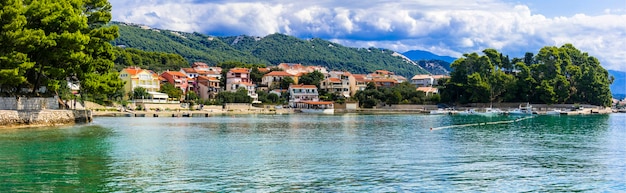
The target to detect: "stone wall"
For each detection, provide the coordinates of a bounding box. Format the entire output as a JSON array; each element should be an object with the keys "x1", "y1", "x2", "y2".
[
  {"x1": 0, "y1": 96, "x2": 59, "y2": 110},
  {"x1": 0, "y1": 110, "x2": 92, "y2": 128}
]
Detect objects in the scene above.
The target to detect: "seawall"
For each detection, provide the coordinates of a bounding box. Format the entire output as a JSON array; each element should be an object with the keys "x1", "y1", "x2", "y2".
[{"x1": 0, "y1": 110, "x2": 92, "y2": 128}]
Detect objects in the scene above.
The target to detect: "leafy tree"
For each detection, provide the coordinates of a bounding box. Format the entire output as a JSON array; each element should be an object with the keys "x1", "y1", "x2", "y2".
[
  {"x1": 217, "y1": 87, "x2": 252, "y2": 103},
  {"x1": 132, "y1": 87, "x2": 149, "y2": 99},
  {"x1": 249, "y1": 67, "x2": 265, "y2": 84},
  {"x1": 0, "y1": 0, "x2": 120, "y2": 98},
  {"x1": 159, "y1": 82, "x2": 182, "y2": 99},
  {"x1": 186, "y1": 90, "x2": 199, "y2": 101},
  {"x1": 267, "y1": 93, "x2": 279, "y2": 103},
  {"x1": 279, "y1": 76, "x2": 295, "y2": 90},
  {"x1": 299, "y1": 70, "x2": 325, "y2": 88},
  {"x1": 0, "y1": 0, "x2": 35, "y2": 95}
]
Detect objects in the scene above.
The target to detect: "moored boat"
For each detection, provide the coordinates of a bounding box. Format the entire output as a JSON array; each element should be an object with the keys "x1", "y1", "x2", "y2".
[
  {"x1": 508, "y1": 103, "x2": 533, "y2": 115},
  {"x1": 545, "y1": 109, "x2": 562, "y2": 115},
  {"x1": 296, "y1": 101, "x2": 334, "y2": 114},
  {"x1": 430, "y1": 109, "x2": 454, "y2": 115},
  {"x1": 480, "y1": 108, "x2": 504, "y2": 116}
]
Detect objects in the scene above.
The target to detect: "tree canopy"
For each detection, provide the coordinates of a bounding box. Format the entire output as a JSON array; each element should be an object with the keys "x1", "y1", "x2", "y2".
[
  {"x1": 440, "y1": 44, "x2": 613, "y2": 106},
  {"x1": 0, "y1": 0, "x2": 122, "y2": 97}
]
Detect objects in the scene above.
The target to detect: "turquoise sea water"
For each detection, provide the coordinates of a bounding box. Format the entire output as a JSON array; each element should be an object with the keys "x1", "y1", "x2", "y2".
[{"x1": 1, "y1": 114, "x2": 625, "y2": 192}]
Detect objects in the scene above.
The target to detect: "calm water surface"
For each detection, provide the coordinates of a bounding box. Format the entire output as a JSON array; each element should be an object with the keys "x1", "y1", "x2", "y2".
[{"x1": 1, "y1": 113, "x2": 625, "y2": 192}]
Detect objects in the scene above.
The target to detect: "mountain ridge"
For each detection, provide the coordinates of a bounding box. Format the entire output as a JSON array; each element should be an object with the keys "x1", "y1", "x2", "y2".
[
  {"x1": 402, "y1": 50, "x2": 457, "y2": 64},
  {"x1": 110, "y1": 22, "x2": 429, "y2": 77}
]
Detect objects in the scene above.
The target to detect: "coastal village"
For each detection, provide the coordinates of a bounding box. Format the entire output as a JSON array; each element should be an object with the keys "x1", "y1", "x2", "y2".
[
  {"x1": 115, "y1": 62, "x2": 449, "y2": 114},
  {"x1": 108, "y1": 61, "x2": 617, "y2": 116}
]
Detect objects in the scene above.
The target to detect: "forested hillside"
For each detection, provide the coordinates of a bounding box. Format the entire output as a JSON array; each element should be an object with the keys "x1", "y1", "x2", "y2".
[
  {"x1": 112, "y1": 47, "x2": 189, "y2": 72},
  {"x1": 110, "y1": 22, "x2": 428, "y2": 77}
]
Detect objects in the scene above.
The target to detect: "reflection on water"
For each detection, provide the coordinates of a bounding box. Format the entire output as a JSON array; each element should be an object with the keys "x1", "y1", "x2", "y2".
[
  {"x1": 1, "y1": 114, "x2": 625, "y2": 191},
  {"x1": 0, "y1": 125, "x2": 113, "y2": 192}
]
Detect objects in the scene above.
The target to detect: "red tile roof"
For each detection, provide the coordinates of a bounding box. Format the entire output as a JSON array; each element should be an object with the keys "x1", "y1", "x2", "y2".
[
  {"x1": 123, "y1": 67, "x2": 142, "y2": 76},
  {"x1": 238, "y1": 82, "x2": 255, "y2": 86},
  {"x1": 265, "y1": 71, "x2": 294, "y2": 76},
  {"x1": 229, "y1": 68, "x2": 249, "y2": 73},
  {"x1": 161, "y1": 71, "x2": 187, "y2": 77},
  {"x1": 290, "y1": 84, "x2": 317, "y2": 89},
  {"x1": 328, "y1": 77, "x2": 341, "y2": 82},
  {"x1": 258, "y1": 68, "x2": 270, "y2": 73},
  {"x1": 373, "y1": 78, "x2": 398, "y2": 83},
  {"x1": 375, "y1": 70, "x2": 392, "y2": 75},
  {"x1": 302, "y1": 101, "x2": 333, "y2": 105},
  {"x1": 182, "y1": 68, "x2": 196, "y2": 73}
]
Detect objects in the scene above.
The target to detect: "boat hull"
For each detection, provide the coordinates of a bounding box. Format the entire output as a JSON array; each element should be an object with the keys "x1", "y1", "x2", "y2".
[{"x1": 300, "y1": 108, "x2": 334, "y2": 114}]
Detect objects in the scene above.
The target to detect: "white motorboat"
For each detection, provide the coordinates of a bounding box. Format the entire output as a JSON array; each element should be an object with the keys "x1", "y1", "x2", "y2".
[
  {"x1": 457, "y1": 109, "x2": 477, "y2": 115},
  {"x1": 508, "y1": 103, "x2": 533, "y2": 115},
  {"x1": 480, "y1": 108, "x2": 504, "y2": 116},
  {"x1": 457, "y1": 108, "x2": 502, "y2": 116},
  {"x1": 545, "y1": 109, "x2": 562, "y2": 115},
  {"x1": 430, "y1": 109, "x2": 454, "y2": 115},
  {"x1": 296, "y1": 101, "x2": 334, "y2": 114}
]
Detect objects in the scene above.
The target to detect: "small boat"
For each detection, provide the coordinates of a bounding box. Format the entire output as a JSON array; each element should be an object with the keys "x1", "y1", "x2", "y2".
[
  {"x1": 457, "y1": 109, "x2": 477, "y2": 115},
  {"x1": 430, "y1": 109, "x2": 454, "y2": 115},
  {"x1": 458, "y1": 108, "x2": 502, "y2": 116},
  {"x1": 479, "y1": 108, "x2": 503, "y2": 116},
  {"x1": 508, "y1": 103, "x2": 533, "y2": 115},
  {"x1": 296, "y1": 101, "x2": 334, "y2": 114},
  {"x1": 545, "y1": 109, "x2": 562, "y2": 115}
]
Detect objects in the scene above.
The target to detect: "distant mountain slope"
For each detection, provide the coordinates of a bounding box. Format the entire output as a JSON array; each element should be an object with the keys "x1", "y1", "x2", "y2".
[
  {"x1": 402, "y1": 50, "x2": 457, "y2": 75},
  {"x1": 110, "y1": 22, "x2": 428, "y2": 77},
  {"x1": 415, "y1": 60, "x2": 451, "y2": 75},
  {"x1": 402, "y1": 50, "x2": 457, "y2": 63},
  {"x1": 609, "y1": 70, "x2": 626, "y2": 95}
]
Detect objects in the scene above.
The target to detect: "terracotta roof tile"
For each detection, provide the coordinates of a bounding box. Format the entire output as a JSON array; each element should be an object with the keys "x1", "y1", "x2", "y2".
[
  {"x1": 290, "y1": 84, "x2": 317, "y2": 89},
  {"x1": 302, "y1": 101, "x2": 333, "y2": 105},
  {"x1": 123, "y1": 67, "x2": 142, "y2": 76},
  {"x1": 229, "y1": 68, "x2": 249, "y2": 73},
  {"x1": 182, "y1": 68, "x2": 196, "y2": 73},
  {"x1": 161, "y1": 71, "x2": 187, "y2": 77},
  {"x1": 265, "y1": 71, "x2": 294, "y2": 76},
  {"x1": 373, "y1": 78, "x2": 398, "y2": 83},
  {"x1": 328, "y1": 77, "x2": 341, "y2": 82}
]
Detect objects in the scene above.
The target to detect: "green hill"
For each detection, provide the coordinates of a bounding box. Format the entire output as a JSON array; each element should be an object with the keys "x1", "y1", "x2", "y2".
[{"x1": 110, "y1": 22, "x2": 428, "y2": 77}]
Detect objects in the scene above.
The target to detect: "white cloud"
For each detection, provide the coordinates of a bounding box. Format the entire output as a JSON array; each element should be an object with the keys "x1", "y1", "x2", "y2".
[{"x1": 109, "y1": 0, "x2": 626, "y2": 71}]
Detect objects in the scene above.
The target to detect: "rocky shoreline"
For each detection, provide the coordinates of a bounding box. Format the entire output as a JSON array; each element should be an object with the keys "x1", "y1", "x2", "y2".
[{"x1": 0, "y1": 110, "x2": 92, "y2": 129}]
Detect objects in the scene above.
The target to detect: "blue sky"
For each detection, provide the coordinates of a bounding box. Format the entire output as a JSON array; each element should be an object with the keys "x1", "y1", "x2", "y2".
[{"x1": 109, "y1": 0, "x2": 626, "y2": 71}]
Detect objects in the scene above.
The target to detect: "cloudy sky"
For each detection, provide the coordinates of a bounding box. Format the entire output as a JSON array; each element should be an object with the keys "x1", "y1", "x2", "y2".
[{"x1": 110, "y1": 0, "x2": 626, "y2": 71}]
